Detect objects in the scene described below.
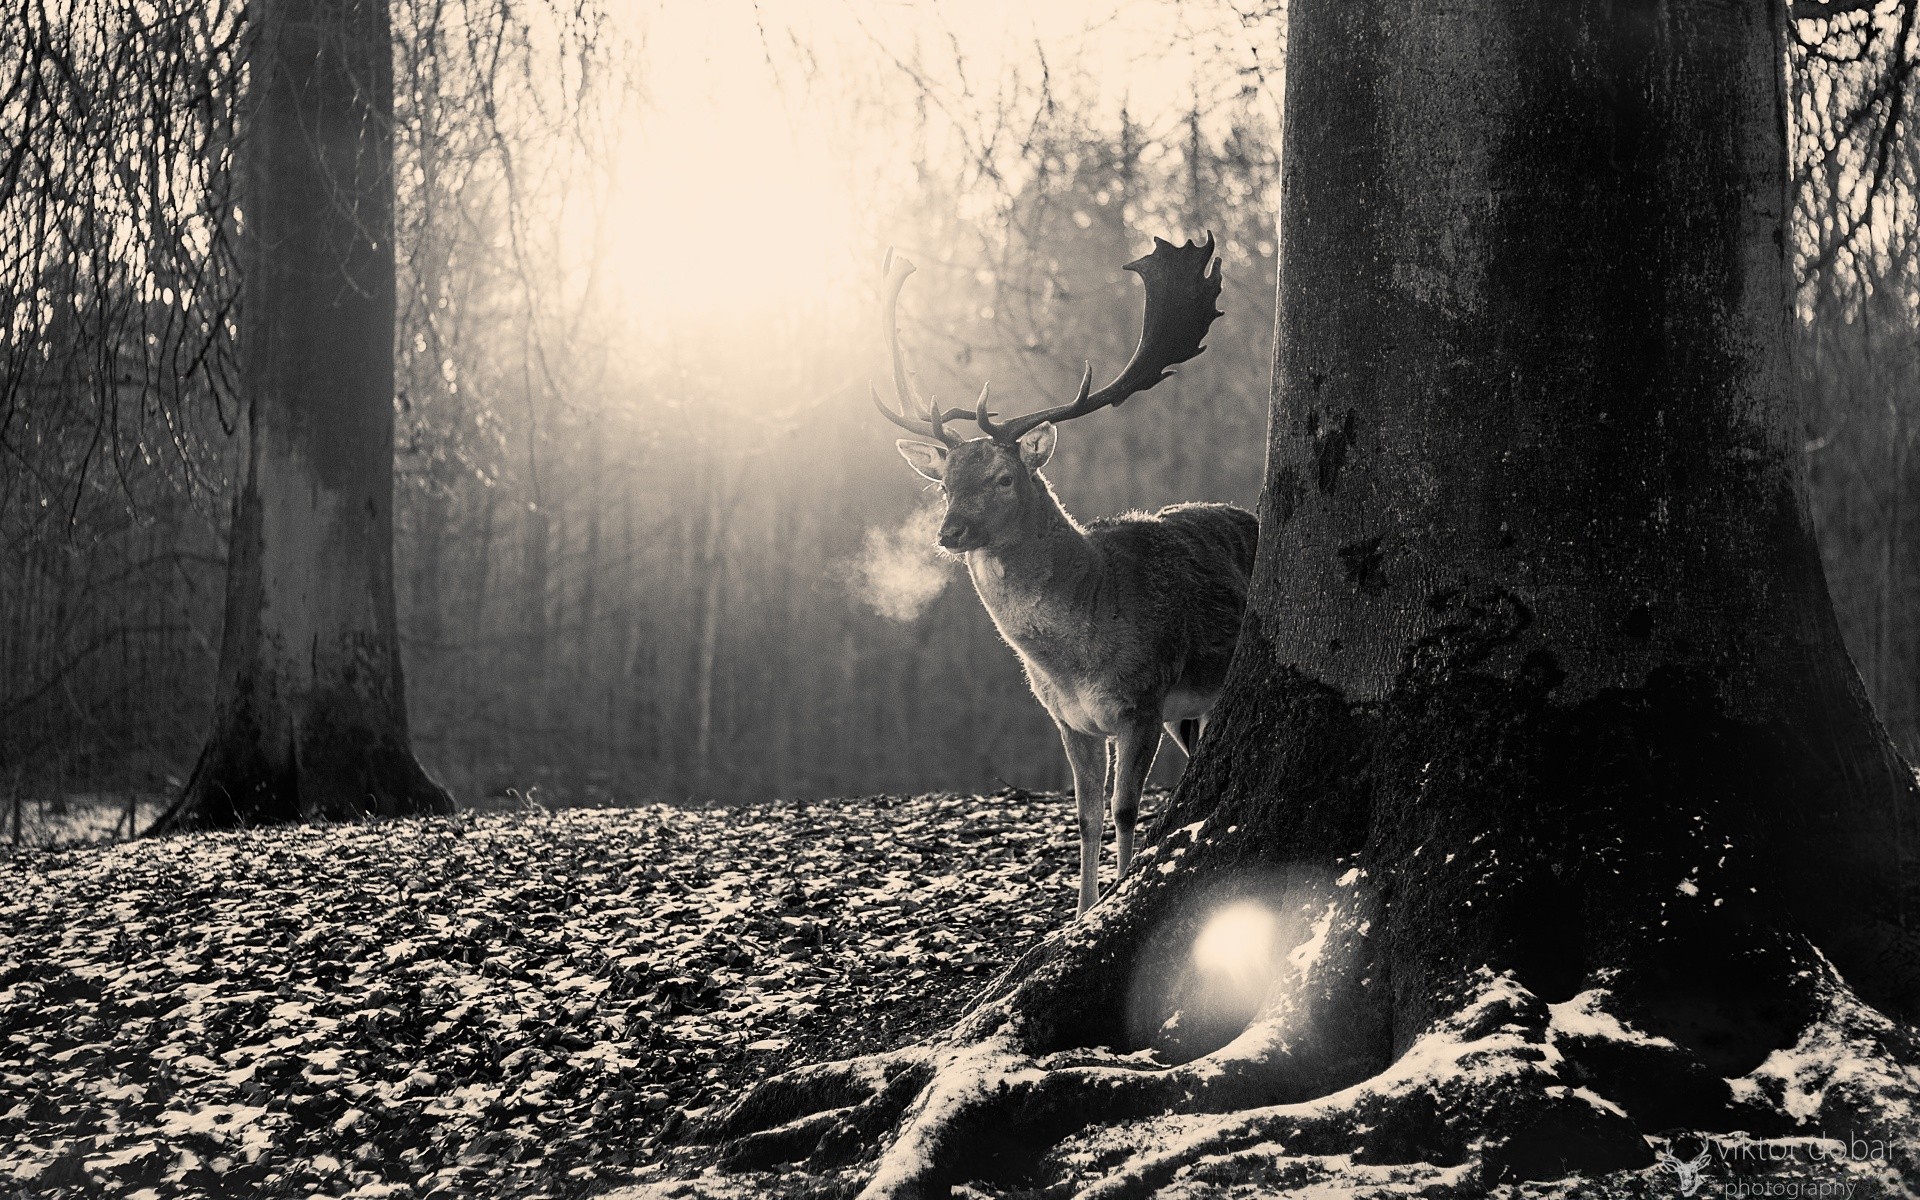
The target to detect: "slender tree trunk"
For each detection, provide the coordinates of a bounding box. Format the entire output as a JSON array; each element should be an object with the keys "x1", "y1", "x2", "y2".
[
  {"x1": 691, "y1": 490, "x2": 725, "y2": 798},
  {"x1": 703, "y1": 3, "x2": 1920, "y2": 1195},
  {"x1": 1871, "y1": 287, "x2": 1920, "y2": 761},
  {"x1": 579, "y1": 432, "x2": 602, "y2": 663},
  {"x1": 617, "y1": 481, "x2": 646, "y2": 773},
  {"x1": 470, "y1": 483, "x2": 496, "y2": 633},
  {"x1": 522, "y1": 502, "x2": 550, "y2": 684},
  {"x1": 151, "y1": 0, "x2": 449, "y2": 832},
  {"x1": 410, "y1": 483, "x2": 448, "y2": 661},
  {"x1": 1893, "y1": 436, "x2": 1920, "y2": 757}
]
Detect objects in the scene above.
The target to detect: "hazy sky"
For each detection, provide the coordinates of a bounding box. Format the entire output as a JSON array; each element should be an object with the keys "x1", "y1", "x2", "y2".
[{"x1": 598, "y1": 0, "x2": 1278, "y2": 328}]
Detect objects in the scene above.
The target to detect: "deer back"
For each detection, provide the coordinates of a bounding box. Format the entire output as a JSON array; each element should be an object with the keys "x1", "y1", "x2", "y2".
[
  {"x1": 972, "y1": 500, "x2": 1256, "y2": 731},
  {"x1": 1083, "y1": 502, "x2": 1258, "y2": 700}
]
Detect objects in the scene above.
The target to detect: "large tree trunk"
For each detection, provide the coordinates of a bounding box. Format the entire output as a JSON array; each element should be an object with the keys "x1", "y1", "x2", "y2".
[
  {"x1": 1221, "y1": 0, "x2": 1920, "y2": 1037},
  {"x1": 689, "y1": 2, "x2": 1920, "y2": 1197},
  {"x1": 151, "y1": 0, "x2": 450, "y2": 833}
]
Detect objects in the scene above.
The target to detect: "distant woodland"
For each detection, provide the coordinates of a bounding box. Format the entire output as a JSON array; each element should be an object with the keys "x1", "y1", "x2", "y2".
[{"x1": 1, "y1": 1, "x2": 1914, "y2": 811}]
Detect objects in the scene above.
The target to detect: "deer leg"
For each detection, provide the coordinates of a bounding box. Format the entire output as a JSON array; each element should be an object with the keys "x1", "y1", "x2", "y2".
[
  {"x1": 1058, "y1": 724, "x2": 1108, "y2": 915},
  {"x1": 1110, "y1": 716, "x2": 1163, "y2": 884}
]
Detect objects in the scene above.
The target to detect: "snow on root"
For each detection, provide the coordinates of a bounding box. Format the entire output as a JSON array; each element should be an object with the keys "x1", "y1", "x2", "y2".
[{"x1": 1730, "y1": 963, "x2": 1920, "y2": 1134}]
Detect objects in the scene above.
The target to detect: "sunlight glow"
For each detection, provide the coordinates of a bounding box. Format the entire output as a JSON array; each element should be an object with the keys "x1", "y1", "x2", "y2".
[
  {"x1": 574, "y1": 0, "x2": 1272, "y2": 342},
  {"x1": 600, "y1": 4, "x2": 859, "y2": 330},
  {"x1": 1191, "y1": 900, "x2": 1281, "y2": 980}
]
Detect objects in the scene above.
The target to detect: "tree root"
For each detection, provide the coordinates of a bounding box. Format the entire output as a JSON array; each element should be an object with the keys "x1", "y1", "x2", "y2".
[
  {"x1": 149, "y1": 719, "x2": 453, "y2": 834},
  {"x1": 694, "y1": 1014, "x2": 1333, "y2": 1196},
  {"x1": 683, "y1": 962, "x2": 1920, "y2": 1200},
  {"x1": 1060, "y1": 973, "x2": 1650, "y2": 1200},
  {"x1": 709, "y1": 1050, "x2": 934, "y2": 1171}
]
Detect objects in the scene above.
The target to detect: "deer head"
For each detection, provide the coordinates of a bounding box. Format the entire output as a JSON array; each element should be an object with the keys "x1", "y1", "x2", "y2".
[
  {"x1": 1654, "y1": 1144, "x2": 1715, "y2": 1196},
  {"x1": 875, "y1": 236, "x2": 1224, "y2": 553}
]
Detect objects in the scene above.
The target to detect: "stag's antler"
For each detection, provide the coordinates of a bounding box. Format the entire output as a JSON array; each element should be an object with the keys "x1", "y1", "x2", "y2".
[
  {"x1": 976, "y1": 234, "x2": 1223, "y2": 444},
  {"x1": 871, "y1": 250, "x2": 987, "y2": 448}
]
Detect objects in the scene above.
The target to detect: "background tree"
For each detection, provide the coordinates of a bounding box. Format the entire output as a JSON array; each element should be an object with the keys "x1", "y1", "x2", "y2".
[
  {"x1": 1793, "y1": 0, "x2": 1920, "y2": 762},
  {"x1": 1, "y1": 2, "x2": 245, "y2": 833},
  {"x1": 149, "y1": 0, "x2": 451, "y2": 830},
  {"x1": 702, "y1": 1, "x2": 1920, "y2": 1194}
]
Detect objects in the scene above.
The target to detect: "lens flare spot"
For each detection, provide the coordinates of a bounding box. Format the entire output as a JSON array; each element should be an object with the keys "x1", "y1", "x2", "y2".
[{"x1": 1192, "y1": 901, "x2": 1281, "y2": 981}]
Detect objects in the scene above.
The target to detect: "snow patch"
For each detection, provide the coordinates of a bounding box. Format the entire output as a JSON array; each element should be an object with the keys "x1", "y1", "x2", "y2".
[
  {"x1": 1730, "y1": 972, "x2": 1920, "y2": 1130},
  {"x1": 1548, "y1": 990, "x2": 1677, "y2": 1048},
  {"x1": 1287, "y1": 903, "x2": 1339, "y2": 974}
]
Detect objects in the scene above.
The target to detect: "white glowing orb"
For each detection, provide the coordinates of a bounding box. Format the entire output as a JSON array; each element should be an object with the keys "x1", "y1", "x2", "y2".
[{"x1": 1191, "y1": 901, "x2": 1281, "y2": 979}]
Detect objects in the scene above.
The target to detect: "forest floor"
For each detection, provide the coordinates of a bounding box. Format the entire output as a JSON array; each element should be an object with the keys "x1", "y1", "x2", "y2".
[
  {"x1": 0, "y1": 791, "x2": 1100, "y2": 1200},
  {"x1": 7, "y1": 795, "x2": 1915, "y2": 1200}
]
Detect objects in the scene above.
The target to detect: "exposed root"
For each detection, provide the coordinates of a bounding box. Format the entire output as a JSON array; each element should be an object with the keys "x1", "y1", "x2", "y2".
[
  {"x1": 699, "y1": 998, "x2": 1350, "y2": 1197},
  {"x1": 857, "y1": 1037, "x2": 1209, "y2": 1198},
  {"x1": 148, "y1": 723, "x2": 453, "y2": 833},
  {"x1": 1729, "y1": 957, "x2": 1920, "y2": 1136},
  {"x1": 720, "y1": 1054, "x2": 935, "y2": 1172},
  {"x1": 1052, "y1": 975, "x2": 1658, "y2": 1199},
  {"x1": 701, "y1": 1049, "x2": 930, "y2": 1149},
  {"x1": 676, "y1": 964, "x2": 1920, "y2": 1200},
  {"x1": 1061, "y1": 968, "x2": 1920, "y2": 1200}
]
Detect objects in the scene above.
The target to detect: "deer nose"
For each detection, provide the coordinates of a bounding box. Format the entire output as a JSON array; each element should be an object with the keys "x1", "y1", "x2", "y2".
[{"x1": 938, "y1": 519, "x2": 972, "y2": 549}]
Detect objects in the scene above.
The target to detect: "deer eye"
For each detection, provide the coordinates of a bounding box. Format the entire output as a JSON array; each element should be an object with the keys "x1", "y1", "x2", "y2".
[{"x1": 997, "y1": 475, "x2": 1014, "y2": 488}]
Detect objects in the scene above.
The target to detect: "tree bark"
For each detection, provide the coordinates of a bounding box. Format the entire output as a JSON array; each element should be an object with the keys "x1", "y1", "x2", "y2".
[
  {"x1": 694, "y1": 1, "x2": 1920, "y2": 1196},
  {"x1": 151, "y1": 0, "x2": 450, "y2": 832},
  {"x1": 1216, "y1": 0, "x2": 1920, "y2": 1035}
]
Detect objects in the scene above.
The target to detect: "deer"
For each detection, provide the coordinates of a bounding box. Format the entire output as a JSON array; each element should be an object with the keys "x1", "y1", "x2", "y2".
[{"x1": 873, "y1": 234, "x2": 1259, "y2": 915}]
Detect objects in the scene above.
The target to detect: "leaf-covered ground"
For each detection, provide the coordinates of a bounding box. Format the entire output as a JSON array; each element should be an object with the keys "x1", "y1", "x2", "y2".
[{"x1": 1, "y1": 791, "x2": 1112, "y2": 1199}]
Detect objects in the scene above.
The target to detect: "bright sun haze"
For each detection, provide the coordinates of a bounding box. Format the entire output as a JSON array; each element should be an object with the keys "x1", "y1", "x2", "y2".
[
  {"x1": 588, "y1": 0, "x2": 1269, "y2": 343},
  {"x1": 604, "y1": 3, "x2": 856, "y2": 327}
]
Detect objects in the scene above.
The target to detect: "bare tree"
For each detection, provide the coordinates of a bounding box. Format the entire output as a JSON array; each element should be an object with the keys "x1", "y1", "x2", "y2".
[
  {"x1": 150, "y1": 0, "x2": 450, "y2": 830},
  {"x1": 1792, "y1": 0, "x2": 1920, "y2": 760},
  {"x1": 1, "y1": 2, "x2": 246, "y2": 811}
]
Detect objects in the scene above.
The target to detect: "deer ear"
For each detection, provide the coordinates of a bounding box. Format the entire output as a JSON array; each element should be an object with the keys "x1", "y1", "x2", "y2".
[
  {"x1": 1018, "y1": 423, "x2": 1056, "y2": 470},
  {"x1": 896, "y1": 439, "x2": 948, "y2": 481}
]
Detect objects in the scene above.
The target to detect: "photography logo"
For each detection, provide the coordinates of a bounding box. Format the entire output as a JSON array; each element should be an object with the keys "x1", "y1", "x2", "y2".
[{"x1": 1657, "y1": 1142, "x2": 1715, "y2": 1197}]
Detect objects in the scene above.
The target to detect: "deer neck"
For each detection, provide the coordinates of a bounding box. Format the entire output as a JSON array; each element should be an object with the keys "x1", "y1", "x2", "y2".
[{"x1": 964, "y1": 477, "x2": 1095, "y2": 620}]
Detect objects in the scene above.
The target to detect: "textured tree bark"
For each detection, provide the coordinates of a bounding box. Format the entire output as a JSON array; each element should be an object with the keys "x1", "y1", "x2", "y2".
[
  {"x1": 1202, "y1": 0, "x2": 1920, "y2": 1037},
  {"x1": 151, "y1": 0, "x2": 450, "y2": 832},
  {"x1": 691, "y1": 2, "x2": 1920, "y2": 1196}
]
